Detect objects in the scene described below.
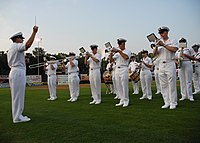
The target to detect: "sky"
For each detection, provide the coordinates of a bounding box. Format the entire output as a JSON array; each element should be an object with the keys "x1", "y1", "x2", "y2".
[{"x1": 0, "y1": 0, "x2": 200, "y2": 56}]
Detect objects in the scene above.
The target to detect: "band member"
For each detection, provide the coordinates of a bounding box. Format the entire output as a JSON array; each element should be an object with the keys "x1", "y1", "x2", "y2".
[
  {"x1": 192, "y1": 44, "x2": 200, "y2": 94},
  {"x1": 152, "y1": 57, "x2": 161, "y2": 94},
  {"x1": 106, "y1": 60, "x2": 116, "y2": 95},
  {"x1": 175, "y1": 38, "x2": 195, "y2": 101},
  {"x1": 110, "y1": 38, "x2": 131, "y2": 107},
  {"x1": 62, "y1": 52, "x2": 80, "y2": 102},
  {"x1": 129, "y1": 55, "x2": 139, "y2": 94},
  {"x1": 7, "y1": 26, "x2": 38, "y2": 123},
  {"x1": 153, "y1": 26, "x2": 178, "y2": 109},
  {"x1": 84, "y1": 45, "x2": 102, "y2": 105},
  {"x1": 139, "y1": 50, "x2": 153, "y2": 100},
  {"x1": 44, "y1": 56, "x2": 58, "y2": 101},
  {"x1": 151, "y1": 44, "x2": 161, "y2": 95}
]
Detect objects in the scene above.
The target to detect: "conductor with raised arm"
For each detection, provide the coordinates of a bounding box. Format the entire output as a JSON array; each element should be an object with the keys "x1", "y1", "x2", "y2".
[{"x1": 7, "y1": 26, "x2": 38, "y2": 123}]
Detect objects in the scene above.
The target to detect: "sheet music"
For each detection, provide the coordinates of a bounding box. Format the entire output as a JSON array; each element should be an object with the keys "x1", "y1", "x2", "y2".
[
  {"x1": 105, "y1": 42, "x2": 112, "y2": 49},
  {"x1": 147, "y1": 33, "x2": 158, "y2": 42}
]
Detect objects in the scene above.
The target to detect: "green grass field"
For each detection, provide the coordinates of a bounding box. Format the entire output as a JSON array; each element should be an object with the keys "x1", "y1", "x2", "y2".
[{"x1": 0, "y1": 82, "x2": 200, "y2": 143}]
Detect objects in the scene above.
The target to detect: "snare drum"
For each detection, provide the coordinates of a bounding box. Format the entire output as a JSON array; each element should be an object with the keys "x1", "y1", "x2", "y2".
[
  {"x1": 103, "y1": 71, "x2": 112, "y2": 83},
  {"x1": 129, "y1": 70, "x2": 140, "y2": 83}
]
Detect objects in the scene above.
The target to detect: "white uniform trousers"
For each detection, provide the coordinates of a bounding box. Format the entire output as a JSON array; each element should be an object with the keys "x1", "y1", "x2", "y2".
[
  {"x1": 89, "y1": 69, "x2": 101, "y2": 102},
  {"x1": 193, "y1": 64, "x2": 200, "y2": 92},
  {"x1": 115, "y1": 67, "x2": 129, "y2": 105},
  {"x1": 68, "y1": 75, "x2": 80, "y2": 100},
  {"x1": 159, "y1": 61, "x2": 177, "y2": 106},
  {"x1": 9, "y1": 68, "x2": 26, "y2": 122},
  {"x1": 179, "y1": 61, "x2": 193, "y2": 100},
  {"x1": 131, "y1": 81, "x2": 139, "y2": 94},
  {"x1": 154, "y1": 69, "x2": 161, "y2": 93},
  {"x1": 48, "y1": 75, "x2": 57, "y2": 99},
  {"x1": 111, "y1": 72, "x2": 117, "y2": 94},
  {"x1": 140, "y1": 70, "x2": 152, "y2": 99}
]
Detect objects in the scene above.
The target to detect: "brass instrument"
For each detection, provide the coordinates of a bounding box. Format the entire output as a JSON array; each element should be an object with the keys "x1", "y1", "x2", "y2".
[
  {"x1": 29, "y1": 56, "x2": 78, "y2": 69},
  {"x1": 177, "y1": 47, "x2": 184, "y2": 69}
]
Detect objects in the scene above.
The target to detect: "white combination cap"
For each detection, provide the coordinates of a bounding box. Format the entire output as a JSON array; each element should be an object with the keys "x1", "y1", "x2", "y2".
[
  {"x1": 50, "y1": 56, "x2": 56, "y2": 59},
  {"x1": 117, "y1": 38, "x2": 127, "y2": 43},
  {"x1": 10, "y1": 32, "x2": 25, "y2": 39},
  {"x1": 158, "y1": 26, "x2": 170, "y2": 33}
]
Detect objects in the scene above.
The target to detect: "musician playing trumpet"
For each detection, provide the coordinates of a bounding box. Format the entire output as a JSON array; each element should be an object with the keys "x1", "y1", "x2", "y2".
[
  {"x1": 175, "y1": 38, "x2": 195, "y2": 101},
  {"x1": 84, "y1": 45, "x2": 102, "y2": 105},
  {"x1": 110, "y1": 38, "x2": 131, "y2": 107},
  {"x1": 62, "y1": 52, "x2": 80, "y2": 102},
  {"x1": 153, "y1": 26, "x2": 178, "y2": 110},
  {"x1": 44, "y1": 56, "x2": 58, "y2": 101}
]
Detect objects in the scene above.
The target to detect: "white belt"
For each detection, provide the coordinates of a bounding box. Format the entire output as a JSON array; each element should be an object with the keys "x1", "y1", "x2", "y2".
[
  {"x1": 48, "y1": 74, "x2": 56, "y2": 77},
  {"x1": 117, "y1": 65, "x2": 128, "y2": 68},
  {"x1": 68, "y1": 71, "x2": 78, "y2": 74},
  {"x1": 141, "y1": 69, "x2": 150, "y2": 71},
  {"x1": 90, "y1": 67, "x2": 100, "y2": 70}
]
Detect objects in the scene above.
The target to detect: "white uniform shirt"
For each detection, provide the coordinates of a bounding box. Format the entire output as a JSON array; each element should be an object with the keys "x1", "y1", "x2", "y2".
[
  {"x1": 157, "y1": 39, "x2": 178, "y2": 61},
  {"x1": 175, "y1": 47, "x2": 195, "y2": 60},
  {"x1": 106, "y1": 62, "x2": 116, "y2": 71},
  {"x1": 87, "y1": 53, "x2": 101, "y2": 69},
  {"x1": 113, "y1": 49, "x2": 132, "y2": 67},
  {"x1": 46, "y1": 63, "x2": 57, "y2": 76},
  {"x1": 129, "y1": 61, "x2": 138, "y2": 72},
  {"x1": 141, "y1": 57, "x2": 152, "y2": 70},
  {"x1": 106, "y1": 63, "x2": 111, "y2": 71},
  {"x1": 66, "y1": 59, "x2": 79, "y2": 76},
  {"x1": 7, "y1": 43, "x2": 26, "y2": 70}
]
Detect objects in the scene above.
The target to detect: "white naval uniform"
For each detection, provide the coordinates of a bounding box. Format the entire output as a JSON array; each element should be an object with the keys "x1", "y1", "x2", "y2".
[
  {"x1": 157, "y1": 39, "x2": 178, "y2": 108},
  {"x1": 66, "y1": 59, "x2": 80, "y2": 101},
  {"x1": 129, "y1": 61, "x2": 139, "y2": 94},
  {"x1": 175, "y1": 47, "x2": 195, "y2": 100},
  {"x1": 193, "y1": 52, "x2": 200, "y2": 93},
  {"x1": 140, "y1": 57, "x2": 152, "y2": 99},
  {"x1": 87, "y1": 53, "x2": 102, "y2": 103},
  {"x1": 106, "y1": 63, "x2": 116, "y2": 94},
  {"x1": 7, "y1": 43, "x2": 27, "y2": 122},
  {"x1": 153, "y1": 58, "x2": 161, "y2": 93},
  {"x1": 46, "y1": 63, "x2": 58, "y2": 100},
  {"x1": 113, "y1": 49, "x2": 131, "y2": 106}
]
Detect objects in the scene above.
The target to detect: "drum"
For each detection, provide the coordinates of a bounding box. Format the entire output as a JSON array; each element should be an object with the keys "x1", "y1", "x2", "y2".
[
  {"x1": 103, "y1": 71, "x2": 112, "y2": 83},
  {"x1": 129, "y1": 70, "x2": 140, "y2": 83}
]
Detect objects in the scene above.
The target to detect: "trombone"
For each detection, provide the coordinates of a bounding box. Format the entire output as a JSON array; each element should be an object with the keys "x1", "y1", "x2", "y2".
[
  {"x1": 28, "y1": 56, "x2": 78, "y2": 69},
  {"x1": 29, "y1": 62, "x2": 46, "y2": 69}
]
